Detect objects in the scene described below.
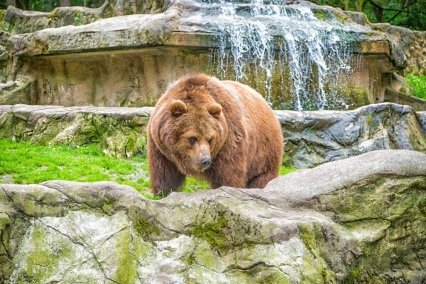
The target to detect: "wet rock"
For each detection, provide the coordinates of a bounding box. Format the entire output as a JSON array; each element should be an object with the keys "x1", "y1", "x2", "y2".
[{"x1": 0, "y1": 150, "x2": 424, "y2": 282}]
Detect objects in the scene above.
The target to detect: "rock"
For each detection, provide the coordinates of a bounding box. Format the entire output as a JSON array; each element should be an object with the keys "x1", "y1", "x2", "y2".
[
  {"x1": 278, "y1": 103, "x2": 426, "y2": 168},
  {"x1": 0, "y1": 76, "x2": 34, "y2": 105},
  {"x1": 0, "y1": 104, "x2": 153, "y2": 158},
  {"x1": 384, "y1": 88, "x2": 426, "y2": 112},
  {"x1": 5, "y1": 5, "x2": 105, "y2": 34},
  {"x1": 371, "y1": 23, "x2": 426, "y2": 75},
  {"x1": 0, "y1": 103, "x2": 425, "y2": 166},
  {"x1": 103, "y1": 0, "x2": 172, "y2": 16},
  {"x1": 8, "y1": 5, "x2": 180, "y2": 56},
  {"x1": 0, "y1": 149, "x2": 424, "y2": 282}
]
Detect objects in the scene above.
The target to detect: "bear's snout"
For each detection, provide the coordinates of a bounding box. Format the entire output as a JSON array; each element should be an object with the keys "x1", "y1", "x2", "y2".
[{"x1": 200, "y1": 157, "x2": 212, "y2": 167}]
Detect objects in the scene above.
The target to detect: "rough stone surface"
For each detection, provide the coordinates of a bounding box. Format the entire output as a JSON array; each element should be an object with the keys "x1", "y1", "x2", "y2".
[
  {"x1": 384, "y1": 88, "x2": 426, "y2": 111},
  {"x1": 0, "y1": 0, "x2": 401, "y2": 109},
  {"x1": 0, "y1": 149, "x2": 424, "y2": 283},
  {"x1": 1, "y1": 103, "x2": 424, "y2": 167},
  {"x1": 0, "y1": 104, "x2": 152, "y2": 158},
  {"x1": 7, "y1": 1, "x2": 387, "y2": 56},
  {"x1": 4, "y1": 1, "x2": 171, "y2": 34},
  {"x1": 371, "y1": 23, "x2": 426, "y2": 75},
  {"x1": 4, "y1": 5, "x2": 105, "y2": 34},
  {"x1": 278, "y1": 103, "x2": 426, "y2": 168}
]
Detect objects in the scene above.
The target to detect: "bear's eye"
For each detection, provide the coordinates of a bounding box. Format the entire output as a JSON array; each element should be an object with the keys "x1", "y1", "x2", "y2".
[
  {"x1": 188, "y1": 137, "x2": 198, "y2": 146},
  {"x1": 208, "y1": 138, "x2": 213, "y2": 145}
]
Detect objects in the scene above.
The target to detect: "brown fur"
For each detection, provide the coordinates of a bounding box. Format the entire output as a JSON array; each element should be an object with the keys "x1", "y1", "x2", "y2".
[{"x1": 148, "y1": 74, "x2": 283, "y2": 196}]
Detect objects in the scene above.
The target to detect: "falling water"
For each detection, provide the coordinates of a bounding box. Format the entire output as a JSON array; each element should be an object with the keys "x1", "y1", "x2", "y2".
[{"x1": 183, "y1": 0, "x2": 366, "y2": 110}]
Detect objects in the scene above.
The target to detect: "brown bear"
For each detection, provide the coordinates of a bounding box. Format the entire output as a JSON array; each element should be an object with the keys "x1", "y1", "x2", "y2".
[{"x1": 148, "y1": 74, "x2": 283, "y2": 196}]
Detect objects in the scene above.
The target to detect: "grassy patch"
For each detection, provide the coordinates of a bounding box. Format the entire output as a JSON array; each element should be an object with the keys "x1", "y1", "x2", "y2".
[
  {"x1": 0, "y1": 139, "x2": 155, "y2": 198},
  {"x1": 0, "y1": 139, "x2": 296, "y2": 199},
  {"x1": 406, "y1": 74, "x2": 426, "y2": 100}
]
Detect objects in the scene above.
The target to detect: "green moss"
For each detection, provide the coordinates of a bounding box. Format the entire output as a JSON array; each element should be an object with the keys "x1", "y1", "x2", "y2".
[
  {"x1": 73, "y1": 12, "x2": 84, "y2": 26},
  {"x1": 189, "y1": 212, "x2": 230, "y2": 251},
  {"x1": 24, "y1": 227, "x2": 73, "y2": 282},
  {"x1": 47, "y1": 12, "x2": 59, "y2": 19},
  {"x1": 114, "y1": 230, "x2": 138, "y2": 283},
  {"x1": 102, "y1": 198, "x2": 115, "y2": 214},
  {"x1": 299, "y1": 224, "x2": 316, "y2": 253},
  {"x1": 228, "y1": 266, "x2": 292, "y2": 283},
  {"x1": 335, "y1": 11, "x2": 348, "y2": 22},
  {"x1": 299, "y1": 224, "x2": 336, "y2": 283},
  {"x1": 0, "y1": 9, "x2": 6, "y2": 31},
  {"x1": 133, "y1": 218, "x2": 161, "y2": 238},
  {"x1": 346, "y1": 267, "x2": 362, "y2": 283},
  {"x1": 365, "y1": 114, "x2": 374, "y2": 125},
  {"x1": 314, "y1": 9, "x2": 328, "y2": 21}
]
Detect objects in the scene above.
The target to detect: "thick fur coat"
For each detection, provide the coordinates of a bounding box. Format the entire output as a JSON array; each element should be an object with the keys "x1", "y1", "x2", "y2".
[{"x1": 148, "y1": 74, "x2": 283, "y2": 195}]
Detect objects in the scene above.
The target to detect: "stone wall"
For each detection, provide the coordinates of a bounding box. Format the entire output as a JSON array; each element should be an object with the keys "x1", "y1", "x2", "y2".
[
  {"x1": 21, "y1": 48, "x2": 213, "y2": 107},
  {"x1": 1, "y1": 103, "x2": 424, "y2": 167}
]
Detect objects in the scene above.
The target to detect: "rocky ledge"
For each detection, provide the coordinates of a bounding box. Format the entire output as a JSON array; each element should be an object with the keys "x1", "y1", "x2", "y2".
[
  {"x1": 0, "y1": 149, "x2": 425, "y2": 283},
  {"x1": 0, "y1": 103, "x2": 425, "y2": 167}
]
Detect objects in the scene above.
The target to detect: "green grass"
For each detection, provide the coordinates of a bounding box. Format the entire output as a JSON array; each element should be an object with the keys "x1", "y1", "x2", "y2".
[
  {"x1": 406, "y1": 74, "x2": 426, "y2": 100},
  {"x1": 0, "y1": 139, "x2": 296, "y2": 199}
]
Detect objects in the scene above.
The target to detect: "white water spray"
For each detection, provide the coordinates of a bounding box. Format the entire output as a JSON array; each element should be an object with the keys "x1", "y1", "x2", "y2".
[{"x1": 184, "y1": 0, "x2": 366, "y2": 110}]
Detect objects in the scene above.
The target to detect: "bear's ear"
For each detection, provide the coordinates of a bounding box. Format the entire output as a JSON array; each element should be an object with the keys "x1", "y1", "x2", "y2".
[
  {"x1": 208, "y1": 103, "x2": 222, "y2": 118},
  {"x1": 170, "y1": 100, "x2": 187, "y2": 117}
]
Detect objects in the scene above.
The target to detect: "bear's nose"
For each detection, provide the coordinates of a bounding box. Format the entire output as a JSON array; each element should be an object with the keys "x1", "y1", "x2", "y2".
[{"x1": 201, "y1": 157, "x2": 211, "y2": 167}]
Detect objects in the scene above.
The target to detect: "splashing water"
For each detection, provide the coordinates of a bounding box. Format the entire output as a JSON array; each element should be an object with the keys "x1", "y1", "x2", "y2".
[{"x1": 183, "y1": 0, "x2": 366, "y2": 110}]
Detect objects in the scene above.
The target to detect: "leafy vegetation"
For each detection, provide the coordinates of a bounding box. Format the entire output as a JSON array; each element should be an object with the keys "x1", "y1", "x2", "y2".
[
  {"x1": 310, "y1": 0, "x2": 425, "y2": 30},
  {"x1": 0, "y1": 0, "x2": 424, "y2": 30},
  {"x1": 0, "y1": 139, "x2": 296, "y2": 199},
  {"x1": 0, "y1": 0, "x2": 104, "y2": 11},
  {"x1": 406, "y1": 74, "x2": 426, "y2": 100}
]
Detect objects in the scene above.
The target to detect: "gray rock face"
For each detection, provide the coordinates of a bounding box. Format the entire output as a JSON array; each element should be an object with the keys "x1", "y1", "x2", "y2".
[
  {"x1": 371, "y1": 23, "x2": 426, "y2": 75},
  {"x1": 278, "y1": 103, "x2": 426, "y2": 167},
  {"x1": 5, "y1": 5, "x2": 105, "y2": 34},
  {"x1": 0, "y1": 103, "x2": 424, "y2": 167},
  {"x1": 0, "y1": 149, "x2": 425, "y2": 283}
]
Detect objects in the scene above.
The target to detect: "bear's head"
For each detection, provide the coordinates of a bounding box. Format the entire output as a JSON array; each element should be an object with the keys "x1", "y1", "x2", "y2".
[{"x1": 153, "y1": 76, "x2": 229, "y2": 176}]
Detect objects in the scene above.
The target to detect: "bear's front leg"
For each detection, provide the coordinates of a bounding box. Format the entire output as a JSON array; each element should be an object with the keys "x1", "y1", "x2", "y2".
[
  {"x1": 148, "y1": 138, "x2": 185, "y2": 196},
  {"x1": 206, "y1": 155, "x2": 247, "y2": 189}
]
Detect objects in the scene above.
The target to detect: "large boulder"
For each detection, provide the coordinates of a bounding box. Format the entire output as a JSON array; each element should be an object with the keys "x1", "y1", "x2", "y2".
[
  {"x1": 0, "y1": 149, "x2": 425, "y2": 282},
  {"x1": 0, "y1": 103, "x2": 424, "y2": 166}
]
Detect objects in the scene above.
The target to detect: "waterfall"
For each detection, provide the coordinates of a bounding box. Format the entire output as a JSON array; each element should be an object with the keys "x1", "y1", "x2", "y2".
[{"x1": 184, "y1": 0, "x2": 366, "y2": 110}]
